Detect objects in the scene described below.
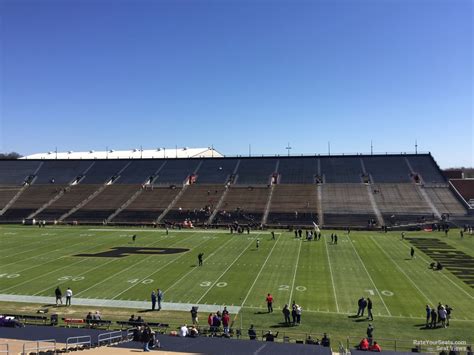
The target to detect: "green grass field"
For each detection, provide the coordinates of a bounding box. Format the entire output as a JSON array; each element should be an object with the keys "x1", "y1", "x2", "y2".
[{"x1": 0, "y1": 225, "x2": 473, "y2": 350}]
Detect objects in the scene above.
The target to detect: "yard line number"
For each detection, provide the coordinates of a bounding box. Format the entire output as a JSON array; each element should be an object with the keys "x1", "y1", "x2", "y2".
[
  {"x1": 365, "y1": 289, "x2": 394, "y2": 297},
  {"x1": 0, "y1": 273, "x2": 20, "y2": 279},
  {"x1": 58, "y1": 276, "x2": 84, "y2": 281},
  {"x1": 279, "y1": 285, "x2": 307, "y2": 292},
  {"x1": 200, "y1": 281, "x2": 227, "y2": 288},
  {"x1": 128, "y1": 279, "x2": 154, "y2": 285}
]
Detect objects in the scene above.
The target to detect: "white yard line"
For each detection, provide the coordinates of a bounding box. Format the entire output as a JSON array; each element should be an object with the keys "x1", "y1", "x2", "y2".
[
  {"x1": 196, "y1": 237, "x2": 256, "y2": 304},
  {"x1": 240, "y1": 234, "x2": 280, "y2": 308},
  {"x1": 288, "y1": 238, "x2": 303, "y2": 305},
  {"x1": 346, "y1": 235, "x2": 392, "y2": 316},
  {"x1": 400, "y1": 239, "x2": 474, "y2": 300},
  {"x1": 371, "y1": 236, "x2": 434, "y2": 305},
  {"x1": 324, "y1": 235, "x2": 340, "y2": 313},
  {"x1": 165, "y1": 234, "x2": 238, "y2": 293}
]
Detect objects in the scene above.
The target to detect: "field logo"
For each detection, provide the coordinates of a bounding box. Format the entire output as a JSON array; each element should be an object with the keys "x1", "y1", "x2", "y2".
[{"x1": 75, "y1": 247, "x2": 189, "y2": 258}]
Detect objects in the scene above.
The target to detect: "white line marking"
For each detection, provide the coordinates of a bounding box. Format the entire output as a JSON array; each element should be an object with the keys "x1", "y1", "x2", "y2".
[
  {"x1": 288, "y1": 238, "x2": 303, "y2": 305},
  {"x1": 324, "y1": 234, "x2": 339, "y2": 313},
  {"x1": 196, "y1": 237, "x2": 256, "y2": 304},
  {"x1": 371, "y1": 236, "x2": 434, "y2": 305},
  {"x1": 346, "y1": 235, "x2": 391, "y2": 316},
  {"x1": 240, "y1": 234, "x2": 280, "y2": 308}
]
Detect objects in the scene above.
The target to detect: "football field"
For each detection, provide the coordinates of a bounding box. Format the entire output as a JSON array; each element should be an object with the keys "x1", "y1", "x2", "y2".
[{"x1": 0, "y1": 225, "x2": 473, "y2": 346}]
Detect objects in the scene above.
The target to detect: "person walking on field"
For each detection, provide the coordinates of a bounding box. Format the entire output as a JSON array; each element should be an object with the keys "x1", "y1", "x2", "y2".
[
  {"x1": 151, "y1": 291, "x2": 157, "y2": 311},
  {"x1": 367, "y1": 298, "x2": 373, "y2": 320},
  {"x1": 266, "y1": 293, "x2": 273, "y2": 313},
  {"x1": 65, "y1": 287, "x2": 73, "y2": 306},
  {"x1": 157, "y1": 289, "x2": 163, "y2": 310},
  {"x1": 55, "y1": 286, "x2": 63, "y2": 306},
  {"x1": 410, "y1": 247, "x2": 415, "y2": 259}
]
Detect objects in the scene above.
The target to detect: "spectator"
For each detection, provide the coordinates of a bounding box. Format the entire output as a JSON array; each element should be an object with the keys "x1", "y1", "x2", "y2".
[
  {"x1": 179, "y1": 324, "x2": 189, "y2": 337},
  {"x1": 129, "y1": 314, "x2": 135, "y2": 323},
  {"x1": 370, "y1": 341, "x2": 382, "y2": 352},
  {"x1": 367, "y1": 324, "x2": 374, "y2": 345},
  {"x1": 321, "y1": 333, "x2": 330, "y2": 347},
  {"x1": 55, "y1": 286, "x2": 62, "y2": 306},
  {"x1": 222, "y1": 312, "x2": 230, "y2": 334},
  {"x1": 190, "y1": 306, "x2": 198, "y2": 325},
  {"x1": 142, "y1": 324, "x2": 152, "y2": 352},
  {"x1": 248, "y1": 324, "x2": 257, "y2": 340},
  {"x1": 264, "y1": 331, "x2": 278, "y2": 342},
  {"x1": 296, "y1": 304, "x2": 302, "y2": 324},
  {"x1": 359, "y1": 338, "x2": 369, "y2": 351},
  {"x1": 282, "y1": 304, "x2": 291, "y2": 325},
  {"x1": 65, "y1": 287, "x2": 73, "y2": 306},
  {"x1": 189, "y1": 325, "x2": 199, "y2": 337}
]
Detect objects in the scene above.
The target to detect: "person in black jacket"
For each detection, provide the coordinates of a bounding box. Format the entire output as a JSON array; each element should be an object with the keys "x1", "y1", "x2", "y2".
[
  {"x1": 142, "y1": 324, "x2": 152, "y2": 352},
  {"x1": 55, "y1": 286, "x2": 62, "y2": 306},
  {"x1": 248, "y1": 324, "x2": 257, "y2": 340},
  {"x1": 264, "y1": 331, "x2": 279, "y2": 342}
]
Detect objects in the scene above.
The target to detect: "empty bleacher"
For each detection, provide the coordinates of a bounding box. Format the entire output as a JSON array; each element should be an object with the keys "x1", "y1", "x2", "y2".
[
  {"x1": 115, "y1": 160, "x2": 165, "y2": 184},
  {"x1": 267, "y1": 184, "x2": 319, "y2": 225},
  {"x1": 278, "y1": 157, "x2": 318, "y2": 184},
  {"x1": 34, "y1": 160, "x2": 92, "y2": 184},
  {"x1": 66, "y1": 185, "x2": 141, "y2": 222},
  {"x1": 363, "y1": 156, "x2": 411, "y2": 183},
  {"x1": 0, "y1": 185, "x2": 22, "y2": 209},
  {"x1": 215, "y1": 186, "x2": 270, "y2": 224},
  {"x1": 112, "y1": 186, "x2": 182, "y2": 223},
  {"x1": 80, "y1": 160, "x2": 129, "y2": 184},
  {"x1": 35, "y1": 185, "x2": 102, "y2": 221},
  {"x1": 154, "y1": 159, "x2": 201, "y2": 185},
  {"x1": 0, "y1": 160, "x2": 41, "y2": 185},
  {"x1": 235, "y1": 158, "x2": 277, "y2": 185},
  {"x1": 320, "y1": 157, "x2": 362, "y2": 183},
  {"x1": 424, "y1": 186, "x2": 467, "y2": 215},
  {"x1": 407, "y1": 155, "x2": 445, "y2": 184},
  {"x1": 194, "y1": 158, "x2": 239, "y2": 184},
  {"x1": 450, "y1": 179, "x2": 474, "y2": 205}
]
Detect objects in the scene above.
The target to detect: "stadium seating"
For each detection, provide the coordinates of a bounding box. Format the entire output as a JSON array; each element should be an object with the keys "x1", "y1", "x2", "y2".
[
  {"x1": 235, "y1": 158, "x2": 277, "y2": 185},
  {"x1": 0, "y1": 153, "x2": 468, "y2": 227},
  {"x1": 407, "y1": 155, "x2": 445, "y2": 184},
  {"x1": 320, "y1": 157, "x2": 362, "y2": 183},
  {"x1": 278, "y1": 157, "x2": 318, "y2": 184},
  {"x1": 363, "y1": 156, "x2": 412, "y2": 183}
]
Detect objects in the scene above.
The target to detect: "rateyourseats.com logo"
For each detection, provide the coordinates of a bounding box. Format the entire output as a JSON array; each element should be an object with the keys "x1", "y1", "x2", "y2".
[{"x1": 413, "y1": 340, "x2": 468, "y2": 352}]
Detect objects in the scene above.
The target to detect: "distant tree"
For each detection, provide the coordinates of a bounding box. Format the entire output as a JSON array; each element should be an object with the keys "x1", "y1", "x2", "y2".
[{"x1": 0, "y1": 152, "x2": 22, "y2": 159}]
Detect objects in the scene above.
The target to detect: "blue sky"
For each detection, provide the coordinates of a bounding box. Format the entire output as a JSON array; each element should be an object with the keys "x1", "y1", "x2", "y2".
[{"x1": 0, "y1": 0, "x2": 472, "y2": 168}]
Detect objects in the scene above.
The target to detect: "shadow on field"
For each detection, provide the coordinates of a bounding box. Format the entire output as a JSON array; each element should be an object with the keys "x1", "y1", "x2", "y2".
[
  {"x1": 254, "y1": 311, "x2": 268, "y2": 315},
  {"x1": 347, "y1": 315, "x2": 358, "y2": 319},
  {"x1": 270, "y1": 322, "x2": 293, "y2": 329}
]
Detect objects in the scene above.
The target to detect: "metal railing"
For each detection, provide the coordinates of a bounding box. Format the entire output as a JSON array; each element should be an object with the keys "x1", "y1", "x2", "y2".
[
  {"x1": 98, "y1": 330, "x2": 124, "y2": 346},
  {"x1": 66, "y1": 335, "x2": 91, "y2": 352},
  {"x1": 22, "y1": 339, "x2": 56, "y2": 355}
]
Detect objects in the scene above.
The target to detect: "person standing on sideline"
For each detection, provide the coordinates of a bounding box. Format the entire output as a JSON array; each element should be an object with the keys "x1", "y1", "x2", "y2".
[
  {"x1": 266, "y1": 293, "x2": 273, "y2": 313},
  {"x1": 410, "y1": 247, "x2": 415, "y2": 259},
  {"x1": 157, "y1": 289, "x2": 163, "y2": 310},
  {"x1": 367, "y1": 323, "x2": 374, "y2": 345},
  {"x1": 256, "y1": 239, "x2": 260, "y2": 249},
  {"x1": 291, "y1": 301, "x2": 297, "y2": 325},
  {"x1": 151, "y1": 290, "x2": 156, "y2": 311},
  {"x1": 282, "y1": 304, "x2": 291, "y2": 325},
  {"x1": 55, "y1": 286, "x2": 63, "y2": 306},
  {"x1": 65, "y1": 287, "x2": 73, "y2": 306},
  {"x1": 367, "y1": 298, "x2": 373, "y2": 320},
  {"x1": 334, "y1": 234, "x2": 338, "y2": 244},
  {"x1": 271, "y1": 231, "x2": 275, "y2": 240},
  {"x1": 198, "y1": 253, "x2": 204, "y2": 266},
  {"x1": 425, "y1": 305, "x2": 431, "y2": 328},
  {"x1": 132, "y1": 234, "x2": 136, "y2": 243}
]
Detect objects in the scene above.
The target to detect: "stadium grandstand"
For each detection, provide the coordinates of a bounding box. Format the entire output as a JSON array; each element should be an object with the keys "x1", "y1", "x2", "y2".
[{"x1": 1, "y1": 149, "x2": 472, "y2": 228}]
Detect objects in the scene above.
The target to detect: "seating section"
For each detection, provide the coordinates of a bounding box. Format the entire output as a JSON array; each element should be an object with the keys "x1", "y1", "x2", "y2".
[
  {"x1": 0, "y1": 161, "x2": 41, "y2": 185},
  {"x1": 116, "y1": 160, "x2": 165, "y2": 184},
  {"x1": 36, "y1": 185, "x2": 103, "y2": 220},
  {"x1": 0, "y1": 185, "x2": 22, "y2": 209},
  {"x1": 424, "y1": 187, "x2": 467, "y2": 215},
  {"x1": 235, "y1": 158, "x2": 277, "y2": 185},
  {"x1": 34, "y1": 161, "x2": 92, "y2": 184},
  {"x1": 407, "y1": 155, "x2": 445, "y2": 184},
  {"x1": 322, "y1": 184, "x2": 374, "y2": 214},
  {"x1": 278, "y1": 157, "x2": 318, "y2": 184},
  {"x1": 81, "y1": 160, "x2": 129, "y2": 184},
  {"x1": 66, "y1": 185, "x2": 141, "y2": 222},
  {"x1": 0, "y1": 154, "x2": 465, "y2": 226},
  {"x1": 154, "y1": 160, "x2": 200, "y2": 185},
  {"x1": 267, "y1": 185, "x2": 319, "y2": 225},
  {"x1": 112, "y1": 186, "x2": 182, "y2": 223},
  {"x1": 363, "y1": 156, "x2": 411, "y2": 183},
  {"x1": 162, "y1": 184, "x2": 226, "y2": 224},
  {"x1": 194, "y1": 159, "x2": 238, "y2": 184},
  {"x1": 372, "y1": 184, "x2": 432, "y2": 214},
  {"x1": 215, "y1": 186, "x2": 270, "y2": 224},
  {"x1": 320, "y1": 157, "x2": 362, "y2": 183}
]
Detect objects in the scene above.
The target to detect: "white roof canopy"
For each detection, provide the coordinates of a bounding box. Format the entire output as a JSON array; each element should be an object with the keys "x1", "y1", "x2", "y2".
[{"x1": 21, "y1": 147, "x2": 223, "y2": 160}]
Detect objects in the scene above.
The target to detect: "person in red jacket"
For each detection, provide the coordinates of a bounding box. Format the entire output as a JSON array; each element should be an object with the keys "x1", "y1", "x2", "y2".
[
  {"x1": 266, "y1": 293, "x2": 274, "y2": 313},
  {"x1": 207, "y1": 313, "x2": 213, "y2": 328},
  {"x1": 222, "y1": 312, "x2": 230, "y2": 334},
  {"x1": 370, "y1": 341, "x2": 382, "y2": 352},
  {"x1": 359, "y1": 338, "x2": 369, "y2": 351}
]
